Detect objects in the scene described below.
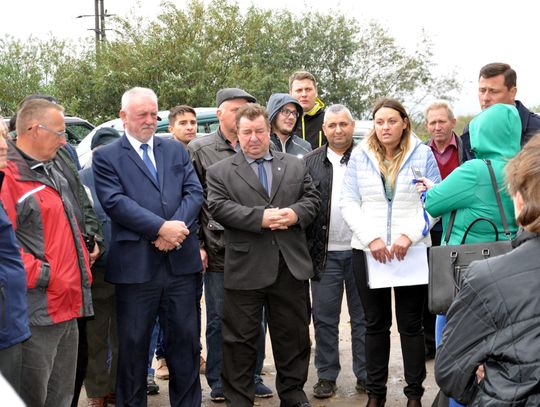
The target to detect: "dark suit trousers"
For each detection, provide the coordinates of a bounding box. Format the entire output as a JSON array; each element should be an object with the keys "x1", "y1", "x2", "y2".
[
  {"x1": 221, "y1": 257, "x2": 311, "y2": 407},
  {"x1": 115, "y1": 262, "x2": 203, "y2": 407}
]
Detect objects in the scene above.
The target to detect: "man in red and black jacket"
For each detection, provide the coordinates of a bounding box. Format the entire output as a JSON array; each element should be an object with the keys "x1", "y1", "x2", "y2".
[{"x1": 0, "y1": 99, "x2": 95, "y2": 407}]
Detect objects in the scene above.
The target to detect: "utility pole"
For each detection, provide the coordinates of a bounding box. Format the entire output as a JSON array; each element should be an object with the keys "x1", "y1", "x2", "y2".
[
  {"x1": 94, "y1": 0, "x2": 100, "y2": 50},
  {"x1": 99, "y1": 0, "x2": 106, "y2": 42},
  {"x1": 76, "y1": 0, "x2": 113, "y2": 54}
]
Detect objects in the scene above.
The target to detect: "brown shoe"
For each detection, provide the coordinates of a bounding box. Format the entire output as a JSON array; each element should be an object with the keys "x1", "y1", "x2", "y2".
[
  {"x1": 200, "y1": 355, "x2": 206, "y2": 374},
  {"x1": 88, "y1": 397, "x2": 107, "y2": 407},
  {"x1": 105, "y1": 392, "x2": 115, "y2": 405},
  {"x1": 155, "y1": 358, "x2": 169, "y2": 380}
]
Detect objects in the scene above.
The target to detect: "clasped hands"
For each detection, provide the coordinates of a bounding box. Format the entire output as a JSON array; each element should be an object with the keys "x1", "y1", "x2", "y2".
[
  {"x1": 262, "y1": 207, "x2": 298, "y2": 230},
  {"x1": 154, "y1": 220, "x2": 189, "y2": 252},
  {"x1": 369, "y1": 235, "x2": 412, "y2": 263}
]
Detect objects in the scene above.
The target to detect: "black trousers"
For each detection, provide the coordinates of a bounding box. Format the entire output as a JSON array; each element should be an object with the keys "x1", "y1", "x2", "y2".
[
  {"x1": 352, "y1": 249, "x2": 426, "y2": 399},
  {"x1": 221, "y1": 258, "x2": 310, "y2": 407}
]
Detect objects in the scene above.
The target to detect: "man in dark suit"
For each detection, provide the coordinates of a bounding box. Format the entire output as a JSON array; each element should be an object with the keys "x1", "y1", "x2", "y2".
[
  {"x1": 92, "y1": 87, "x2": 204, "y2": 407},
  {"x1": 206, "y1": 103, "x2": 320, "y2": 407}
]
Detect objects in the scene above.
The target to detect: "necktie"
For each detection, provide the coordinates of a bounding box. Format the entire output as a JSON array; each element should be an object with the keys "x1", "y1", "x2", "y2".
[
  {"x1": 140, "y1": 144, "x2": 158, "y2": 181},
  {"x1": 255, "y1": 158, "x2": 269, "y2": 194}
]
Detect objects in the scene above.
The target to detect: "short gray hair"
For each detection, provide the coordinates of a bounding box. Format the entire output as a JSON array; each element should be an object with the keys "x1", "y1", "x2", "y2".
[
  {"x1": 324, "y1": 104, "x2": 354, "y2": 122},
  {"x1": 424, "y1": 100, "x2": 455, "y2": 122},
  {"x1": 121, "y1": 87, "x2": 158, "y2": 111}
]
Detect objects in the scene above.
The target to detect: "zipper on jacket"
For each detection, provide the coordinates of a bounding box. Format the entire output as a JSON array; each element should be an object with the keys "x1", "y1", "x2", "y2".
[{"x1": 386, "y1": 202, "x2": 393, "y2": 246}]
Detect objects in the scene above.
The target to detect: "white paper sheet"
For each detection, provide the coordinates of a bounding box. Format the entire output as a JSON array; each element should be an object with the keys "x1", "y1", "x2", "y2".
[{"x1": 366, "y1": 245, "x2": 428, "y2": 288}]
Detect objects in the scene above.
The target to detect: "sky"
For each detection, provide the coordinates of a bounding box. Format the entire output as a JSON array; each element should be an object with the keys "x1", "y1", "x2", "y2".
[{"x1": 3, "y1": 0, "x2": 540, "y2": 116}]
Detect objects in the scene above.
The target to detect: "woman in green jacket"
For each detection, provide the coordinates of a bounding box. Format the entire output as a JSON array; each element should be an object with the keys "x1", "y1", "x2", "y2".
[{"x1": 417, "y1": 103, "x2": 521, "y2": 407}]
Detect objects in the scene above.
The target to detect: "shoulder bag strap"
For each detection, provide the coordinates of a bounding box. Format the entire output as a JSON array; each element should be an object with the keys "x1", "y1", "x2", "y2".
[
  {"x1": 485, "y1": 159, "x2": 511, "y2": 240},
  {"x1": 442, "y1": 210, "x2": 457, "y2": 245}
]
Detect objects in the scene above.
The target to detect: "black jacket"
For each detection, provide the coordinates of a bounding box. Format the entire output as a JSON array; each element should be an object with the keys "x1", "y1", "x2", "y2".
[
  {"x1": 188, "y1": 129, "x2": 237, "y2": 272},
  {"x1": 292, "y1": 98, "x2": 326, "y2": 150},
  {"x1": 461, "y1": 100, "x2": 540, "y2": 161},
  {"x1": 435, "y1": 231, "x2": 540, "y2": 406},
  {"x1": 304, "y1": 143, "x2": 353, "y2": 280}
]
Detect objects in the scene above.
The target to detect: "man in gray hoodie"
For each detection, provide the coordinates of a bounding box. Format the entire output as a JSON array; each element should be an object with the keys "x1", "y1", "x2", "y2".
[{"x1": 267, "y1": 93, "x2": 312, "y2": 158}]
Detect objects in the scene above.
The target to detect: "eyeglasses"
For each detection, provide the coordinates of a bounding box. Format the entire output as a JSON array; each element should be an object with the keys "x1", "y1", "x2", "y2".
[
  {"x1": 30, "y1": 124, "x2": 67, "y2": 138},
  {"x1": 279, "y1": 108, "x2": 299, "y2": 119}
]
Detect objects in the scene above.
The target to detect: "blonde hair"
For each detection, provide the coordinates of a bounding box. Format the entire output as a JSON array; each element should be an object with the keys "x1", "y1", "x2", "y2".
[{"x1": 367, "y1": 98, "x2": 411, "y2": 188}]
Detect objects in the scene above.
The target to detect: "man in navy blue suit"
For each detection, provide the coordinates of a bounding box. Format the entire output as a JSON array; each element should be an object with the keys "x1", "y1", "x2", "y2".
[{"x1": 92, "y1": 87, "x2": 204, "y2": 406}]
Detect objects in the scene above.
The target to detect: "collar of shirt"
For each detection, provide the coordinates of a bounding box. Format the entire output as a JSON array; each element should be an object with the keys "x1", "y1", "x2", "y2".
[
  {"x1": 244, "y1": 150, "x2": 273, "y2": 164},
  {"x1": 125, "y1": 132, "x2": 156, "y2": 164},
  {"x1": 428, "y1": 132, "x2": 458, "y2": 155}
]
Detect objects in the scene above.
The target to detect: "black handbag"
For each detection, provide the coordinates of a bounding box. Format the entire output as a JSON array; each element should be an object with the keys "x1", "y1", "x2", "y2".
[{"x1": 428, "y1": 160, "x2": 513, "y2": 314}]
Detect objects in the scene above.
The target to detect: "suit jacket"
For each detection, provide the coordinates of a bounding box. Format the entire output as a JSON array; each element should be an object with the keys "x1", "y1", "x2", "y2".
[
  {"x1": 92, "y1": 135, "x2": 203, "y2": 284},
  {"x1": 206, "y1": 150, "x2": 320, "y2": 290}
]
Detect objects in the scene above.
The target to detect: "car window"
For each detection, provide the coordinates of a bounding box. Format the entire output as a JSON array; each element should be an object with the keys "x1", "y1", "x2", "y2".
[{"x1": 66, "y1": 123, "x2": 94, "y2": 145}]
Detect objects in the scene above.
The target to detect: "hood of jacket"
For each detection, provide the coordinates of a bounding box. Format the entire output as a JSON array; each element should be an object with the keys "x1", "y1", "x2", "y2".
[
  {"x1": 267, "y1": 93, "x2": 303, "y2": 133},
  {"x1": 305, "y1": 96, "x2": 325, "y2": 117},
  {"x1": 470, "y1": 103, "x2": 521, "y2": 160}
]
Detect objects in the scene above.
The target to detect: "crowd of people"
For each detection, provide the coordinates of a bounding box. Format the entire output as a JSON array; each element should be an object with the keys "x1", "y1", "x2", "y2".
[{"x1": 1, "y1": 62, "x2": 540, "y2": 407}]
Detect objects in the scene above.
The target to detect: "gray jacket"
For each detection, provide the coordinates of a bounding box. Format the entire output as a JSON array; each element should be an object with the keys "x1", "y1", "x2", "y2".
[
  {"x1": 267, "y1": 93, "x2": 312, "y2": 158},
  {"x1": 436, "y1": 231, "x2": 540, "y2": 406}
]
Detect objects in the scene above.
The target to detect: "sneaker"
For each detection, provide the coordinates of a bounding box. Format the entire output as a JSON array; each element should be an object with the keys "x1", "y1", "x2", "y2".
[
  {"x1": 155, "y1": 358, "x2": 169, "y2": 380},
  {"x1": 254, "y1": 380, "x2": 273, "y2": 398},
  {"x1": 313, "y1": 378, "x2": 336, "y2": 398},
  {"x1": 356, "y1": 379, "x2": 367, "y2": 393},
  {"x1": 210, "y1": 388, "x2": 226, "y2": 402},
  {"x1": 147, "y1": 375, "x2": 159, "y2": 395}
]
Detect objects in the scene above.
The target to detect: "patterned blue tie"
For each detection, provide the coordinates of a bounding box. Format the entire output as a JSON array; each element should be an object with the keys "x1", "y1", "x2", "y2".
[
  {"x1": 255, "y1": 158, "x2": 269, "y2": 194},
  {"x1": 140, "y1": 143, "x2": 158, "y2": 181}
]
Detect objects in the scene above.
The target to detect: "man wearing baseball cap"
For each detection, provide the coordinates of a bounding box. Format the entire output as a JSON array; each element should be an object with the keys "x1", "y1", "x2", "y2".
[{"x1": 188, "y1": 88, "x2": 273, "y2": 402}]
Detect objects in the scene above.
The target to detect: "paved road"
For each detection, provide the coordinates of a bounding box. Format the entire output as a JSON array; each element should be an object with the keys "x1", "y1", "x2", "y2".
[{"x1": 79, "y1": 295, "x2": 438, "y2": 406}]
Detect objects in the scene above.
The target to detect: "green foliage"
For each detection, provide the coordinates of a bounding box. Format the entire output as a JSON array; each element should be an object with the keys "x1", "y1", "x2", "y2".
[
  {"x1": 455, "y1": 114, "x2": 474, "y2": 136},
  {"x1": 0, "y1": 0, "x2": 460, "y2": 125}
]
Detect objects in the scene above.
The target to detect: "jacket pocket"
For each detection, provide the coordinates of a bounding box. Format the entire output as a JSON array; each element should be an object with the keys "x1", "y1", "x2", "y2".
[
  {"x1": 35, "y1": 262, "x2": 51, "y2": 289},
  {"x1": 229, "y1": 242, "x2": 250, "y2": 253},
  {"x1": 207, "y1": 220, "x2": 225, "y2": 231}
]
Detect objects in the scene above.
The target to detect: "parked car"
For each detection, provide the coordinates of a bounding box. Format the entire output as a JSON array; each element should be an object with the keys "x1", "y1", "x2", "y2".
[
  {"x1": 64, "y1": 116, "x2": 95, "y2": 145},
  {"x1": 3, "y1": 115, "x2": 94, "y2": 145},
  {"x1": 77, "y1": 107, "x2": 218, "y2": 167},
  {"x1": 353, "y1": 120, "x2": 373, "y2": 142}
]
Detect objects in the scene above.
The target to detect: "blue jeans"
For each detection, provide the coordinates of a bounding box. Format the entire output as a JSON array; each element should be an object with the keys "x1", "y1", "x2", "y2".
[
  {"x1": 312, "y1": 250, "x2": 366, "y2": 382},
  {"x1": 204, "y1": 272, "x2": 266, "y2": 391},
  {"x1": 436, "y1": 315, "x2": 465, "y2": 407}
]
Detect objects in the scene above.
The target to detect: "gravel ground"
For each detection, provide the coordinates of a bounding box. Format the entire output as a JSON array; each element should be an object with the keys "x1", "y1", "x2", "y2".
[{"x1": 79, "y1": 293, "x2": 438, "y2": 407}]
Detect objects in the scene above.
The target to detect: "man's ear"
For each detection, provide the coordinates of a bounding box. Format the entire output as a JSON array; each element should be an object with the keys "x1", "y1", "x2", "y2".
[{"x1": 513, "y1": 191, "x2": 524, "y2": 218}]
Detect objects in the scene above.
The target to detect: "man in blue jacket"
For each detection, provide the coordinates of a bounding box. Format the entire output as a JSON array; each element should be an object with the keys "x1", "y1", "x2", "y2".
[
  {"x1": 0, "y1": 122, "x2": 30, "y2": 396},
  {"x1": 93, "y1": 87, "x2": 204, "y2": 407}
]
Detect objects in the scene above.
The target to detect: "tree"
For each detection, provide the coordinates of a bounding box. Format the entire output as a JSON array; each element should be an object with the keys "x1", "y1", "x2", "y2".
[{"x1": 0, "y1": 0, "x2": 460, "y2": 124}]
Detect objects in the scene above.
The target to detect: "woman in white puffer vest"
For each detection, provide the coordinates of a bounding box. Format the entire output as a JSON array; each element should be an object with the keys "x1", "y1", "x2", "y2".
[{"x1": 340, "y1": 98, "x2": 441, "y2": 407}]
